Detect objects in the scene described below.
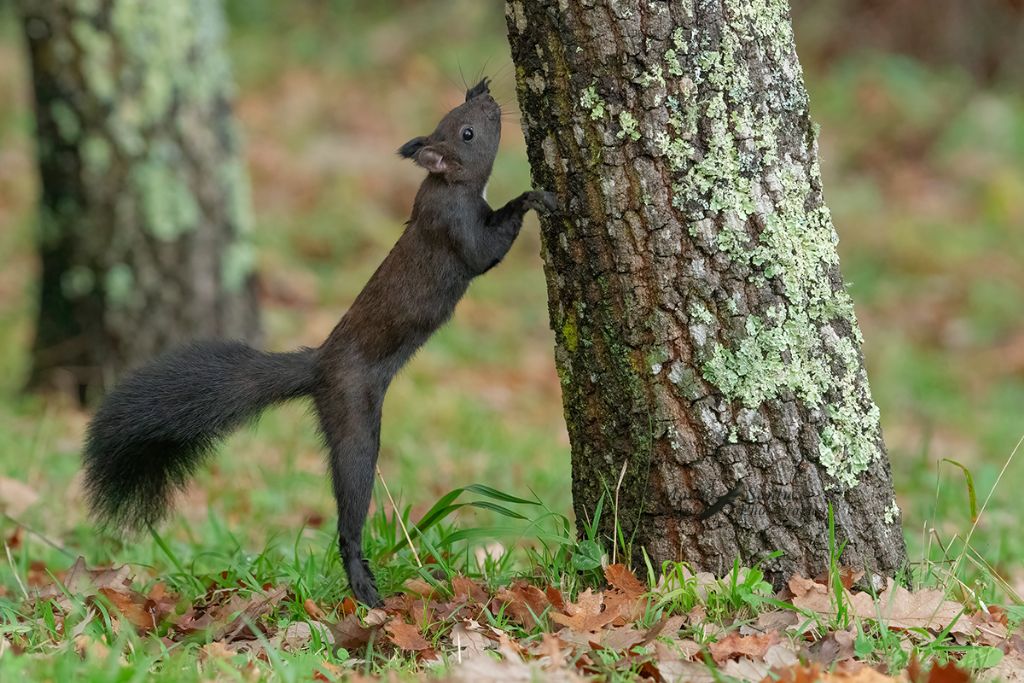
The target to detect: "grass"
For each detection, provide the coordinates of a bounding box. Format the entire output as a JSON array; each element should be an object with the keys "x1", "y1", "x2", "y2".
[{"x1": 1, "y1": 1, "x2": 1023, "y2": 680}]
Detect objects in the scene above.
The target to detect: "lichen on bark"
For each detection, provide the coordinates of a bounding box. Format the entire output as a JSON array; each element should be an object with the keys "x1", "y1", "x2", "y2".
[{"x1": 507, "y1": 0, "x2": 906, "y2": 586}]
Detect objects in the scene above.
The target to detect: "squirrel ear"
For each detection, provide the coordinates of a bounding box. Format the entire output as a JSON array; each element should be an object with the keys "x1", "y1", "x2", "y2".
[
  {"x1": 398, "y1": 136, "x2": 428, "y2": 159},
  {"x1": 414, "y1": 146, "x2": 448, "y2": 174},
  {"x1": 465, "y1": 77, "x2": 491, "y2": 101}
]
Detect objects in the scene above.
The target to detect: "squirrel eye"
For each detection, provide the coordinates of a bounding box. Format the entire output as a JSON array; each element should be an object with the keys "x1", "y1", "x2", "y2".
[{"x1": 461, "y1": 127, "x2": 474, "y2": 142}]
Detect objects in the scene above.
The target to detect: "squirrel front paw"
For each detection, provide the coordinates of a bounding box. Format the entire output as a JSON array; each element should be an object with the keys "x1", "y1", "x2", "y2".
[{"x1": 526, "y1": 190, "x2": 560, "y2": 215}]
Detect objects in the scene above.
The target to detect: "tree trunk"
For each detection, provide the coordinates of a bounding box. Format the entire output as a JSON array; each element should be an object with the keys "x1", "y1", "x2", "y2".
[
  {"x1": 17, "y1": 0, "x2": 259, "y2": 401},
  {"x1": 506, "y1": 0, "x2": 906, "y2": 587}
]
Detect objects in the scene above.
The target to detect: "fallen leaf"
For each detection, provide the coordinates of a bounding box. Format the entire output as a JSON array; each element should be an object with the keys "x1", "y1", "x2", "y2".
[
  {"x1": 303, "y1": 598, "x2": 325, "y2": 620},
  {"x1": 495, "y1": 583, "x2": 552, "y2": 630},
  {"x1": 709, "y1": 631, "x2": 779, "y2": 663},
  {"x1": 452, "y1": 576, "x2": 488, "y2": 604},
  {"x1": 642, "y1": 614, "x2": 686, "y2": 645},
  {"x1": 546, "y1": 585, "x2": 565, "y2": 611},
  {"x1": 722, "y1": 656, "x2": 770, "y2": 681},
  {"x1": 34, "y1": 556, "x2": 132, "y2": 604},
  {"x1": 448, "y1": 633, "x2": 585, "y2": 683},
  {"x1": 450, "y1": 620, "x2": 491, "y2": 657},
  {"x1": 604, "y1": 564, "x2": 647, "y2": 598},
  {"x1": 921, "y1": 659, "x2": 970, "y2": 683},
  {"x1": 98, "y1": 587, "x2": 165, "y2": 633},
  {"x1": 281, "y1": 621, "x2": 334, "y2": 651},
  {"x1": 655, "y1": 637, "x2": 702, "y2": 661},
  {"x1": 199, "y1": 641, "x2": 236, "y2": 661},
  {"x1": 73, "y1": 634, "x2": 110, "y2": 660},
  {"x1": 329, "y1": 613, "x2": 373, "y2": 649},
  {"x1": 549, "y1": 589, "x2": 618, "y2": 633},
  {"x1": 212, "y1": 585, "x2": 288, "y2": 641},
  {"x1": 386, "y1": 620, "x2": 430, "y2": 651},
  {"x1": 364, "y1": 608, "x2": 389, "y2": 627},
  {"x1": 403, "y1": 578, "x2": 435, "y2": 597},
  {"x1": 849, "y1": 581, "x2": 966, "y2": 631}
]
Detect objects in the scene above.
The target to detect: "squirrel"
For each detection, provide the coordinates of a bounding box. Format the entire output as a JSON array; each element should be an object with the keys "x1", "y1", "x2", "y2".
[{"x1": 82, "y1": 78, "x2": 559, "y2": 607}]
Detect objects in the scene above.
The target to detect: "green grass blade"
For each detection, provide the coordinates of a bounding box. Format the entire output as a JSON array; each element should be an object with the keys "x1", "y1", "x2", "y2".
[{"x1": 942, "y1": 458, "x2": 978, "y2": 522}]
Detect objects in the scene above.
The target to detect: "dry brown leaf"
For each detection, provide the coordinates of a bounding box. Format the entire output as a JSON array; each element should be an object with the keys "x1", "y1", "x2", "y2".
[
  {"x1": 98, "y1": 587, "x2": 162, "y2": 633},
  {"x1": 329, "y1": 613, "x2": 373, "y2": 650},
  {"x1": 538, "y1": 632, "x2": 569, "y2": 668},
  {"x1": 199, "y1": 641, "x2": 236, "y2": 662},
  {"x1": 211, "y1": 585, "x2": 288, "y2": 641},
  {"x1": 919, "y1": 660, "x2": 970, "y2": 683},
  {"x1": 35, "y1": 556, "x2": 132, "y2": 604},
  {"x1": 763, "y1": 643, "x2": 800, "y2": 668},
  {"x1": 386, "y1": 620, "x2": 430, "y2": 651},
  {"x1": 603, "y1": 588, "x2": 647, "y2": 626},
  {"x1": 655, "y1": 637, "x2": 702, "y2": 662},
  {"x1": 364, "y1": 608, "x2": 389, "y2": 627},
  {"x1": 303, "y1": 598, "x2": 325, "y2": 620},
  {"x1": 546, "y1": 585, "x2": 565, "y2": 611},
  {"x1": 849, "y1": 581, "x2": 966, "y2": 631},
  {"x1": 604, "y1": 564, "x2": 647, "y2": 598},
  {"x1": 549, "y1": 588, "x2": 618, "y2": 633},
  {"x1": 709, "y1": 631, "x2": 780, "y2": 663},
  {"x1": 495, "y1": 583, "x2": 552, "y2": 630},
  {"x1": 791, "y1": 577, "x2": 967, "y2": 633},
  {"x1": 284, "y1": 621, "x2": 334, "y2": 651},
  {"x1": 403, "y1": 578, "x2": 435, "y2": 597},
  {"x1": 658, "y1": 660, "x2": 717, "y2": 682},
  {"x1": 448, "y1": 633, "x2": 585, "y2": 683},
  {"x1": 788, "y1": 575, "x2": 820, "y2": 598},
  {"x1": 0, "y1": 477, "x2": 38, "y2": 516},
  {"x1": 451, "y1": 576, "x2": 488, "y2": 604},
  {"x1": 642, "y1": 614, "x2": 686, "y2": 645},
  {"x1": 827, "y1": 669, "x2": 906, "y2": 683},
  {"x1": 450, "y1": 620, "x2": 491, "y2": 657},
  {"x1": 723, "y1": 656, "x2": 771, "y2": 681},
  {"x1": 73, "y1": 634, "x2": 110, "y2": 660}
]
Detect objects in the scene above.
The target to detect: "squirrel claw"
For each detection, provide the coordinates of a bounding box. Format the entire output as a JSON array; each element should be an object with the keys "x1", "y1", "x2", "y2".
[{"x1": 528, "y1": 190, "x2": 560, "y2": 215}]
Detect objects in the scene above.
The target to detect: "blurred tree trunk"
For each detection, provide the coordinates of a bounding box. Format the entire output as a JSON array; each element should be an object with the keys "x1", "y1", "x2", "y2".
[
  {"x1": 17, "y1": 0, "x2": 259, "y2": 402},
  {"x1": 506, "y1": 0, "x2": 906, "y2": 587},
  {"x1": 792, "y1": 0, "x2": 1024, "y2": 86}
]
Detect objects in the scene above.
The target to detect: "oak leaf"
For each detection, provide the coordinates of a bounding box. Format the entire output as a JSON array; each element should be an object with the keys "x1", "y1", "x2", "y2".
[
  {"x1": 550, "y1": 588, "x2": 619, "y2": 633},
  {"x1": 709, "y1": 631, "x2": 779, "y2": 663},
  {"x1": 386, "y1": 620, "x2": 430, "y2": 651}
]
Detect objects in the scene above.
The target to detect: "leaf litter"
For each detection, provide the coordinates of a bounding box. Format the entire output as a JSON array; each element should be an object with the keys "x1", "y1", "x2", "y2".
[{"x1": 7, "y1": 556, "x2": 1022, "y2": 681}]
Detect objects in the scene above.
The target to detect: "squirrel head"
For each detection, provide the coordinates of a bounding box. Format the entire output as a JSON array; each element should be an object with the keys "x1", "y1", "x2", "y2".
[{"x1": 398, "y1": 78, "x2": 501, "y2": 187}]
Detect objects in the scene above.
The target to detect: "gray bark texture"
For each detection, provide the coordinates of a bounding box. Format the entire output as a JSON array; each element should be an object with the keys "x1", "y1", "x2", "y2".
[
  {"x1": 18, "y1": 0, "x2": 259, "y2": 401},
  {"x1": 505, "y1": 0, "x2": 907, "y2": 587}
]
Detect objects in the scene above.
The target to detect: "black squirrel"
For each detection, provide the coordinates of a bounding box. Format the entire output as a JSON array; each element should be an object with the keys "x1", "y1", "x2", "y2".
[{"x1": 82, "y1": 78, "x2": 558, "y2": 607}]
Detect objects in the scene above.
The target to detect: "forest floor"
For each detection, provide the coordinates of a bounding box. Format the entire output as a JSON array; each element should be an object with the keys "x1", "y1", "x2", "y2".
[{"x1": 1, "y1": 2, "x2": 1023, "y2": 680}]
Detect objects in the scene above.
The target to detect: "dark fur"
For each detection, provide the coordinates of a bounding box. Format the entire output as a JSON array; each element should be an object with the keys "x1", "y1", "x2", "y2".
[{"x1": 83, "y1": 78, "x2": 558, "y2": 606}]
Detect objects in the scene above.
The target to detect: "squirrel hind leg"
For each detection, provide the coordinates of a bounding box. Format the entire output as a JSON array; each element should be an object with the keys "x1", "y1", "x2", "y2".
[{"x1": 316, "y1": 385, "x2": 384, "y2": 607}]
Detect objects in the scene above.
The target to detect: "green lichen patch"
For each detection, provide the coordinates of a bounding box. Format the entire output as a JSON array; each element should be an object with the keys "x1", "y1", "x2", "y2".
[
  {"x1": 654, "y1": 0, "x2": 884, "y2": 488},
  {"x1": 579, "y1": 84, "x2": 606, "y2": 121},
  {"x1": 104, "y1": 263, "x2": 135, "y2": 306},
  {"x1": 134, "y1": 155, "x2": 200, "y2": 241},
  {"x1": 617, "y1": 111, "x2": 641, "y2": 141}
]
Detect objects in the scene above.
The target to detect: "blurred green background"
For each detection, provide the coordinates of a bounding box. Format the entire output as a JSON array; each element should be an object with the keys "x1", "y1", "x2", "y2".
[{"x1": 0, "y1": 0, "x2": 1021, "y2": 587}]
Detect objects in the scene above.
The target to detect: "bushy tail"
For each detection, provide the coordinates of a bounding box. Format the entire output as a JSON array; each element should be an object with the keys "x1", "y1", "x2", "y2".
[{"x1": 83, "y1": 341, "x2": 317, "y2": 532}]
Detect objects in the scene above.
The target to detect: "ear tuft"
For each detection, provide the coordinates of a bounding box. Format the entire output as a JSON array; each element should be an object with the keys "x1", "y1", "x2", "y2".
[
  {"x1": 398, "y1": 136, "x2": 428, "y2": 158},
  {"x1": 465, "y1": 77, "x2": 491, "y2": 101}
]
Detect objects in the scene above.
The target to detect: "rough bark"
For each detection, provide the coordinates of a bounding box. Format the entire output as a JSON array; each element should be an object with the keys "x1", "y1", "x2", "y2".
[
  {"x1": 17, "y1": 0, "x2": 259, "y2": 401},
  {"x1": 506, "y1": 0, "x2": 906, "y2": 587}
]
